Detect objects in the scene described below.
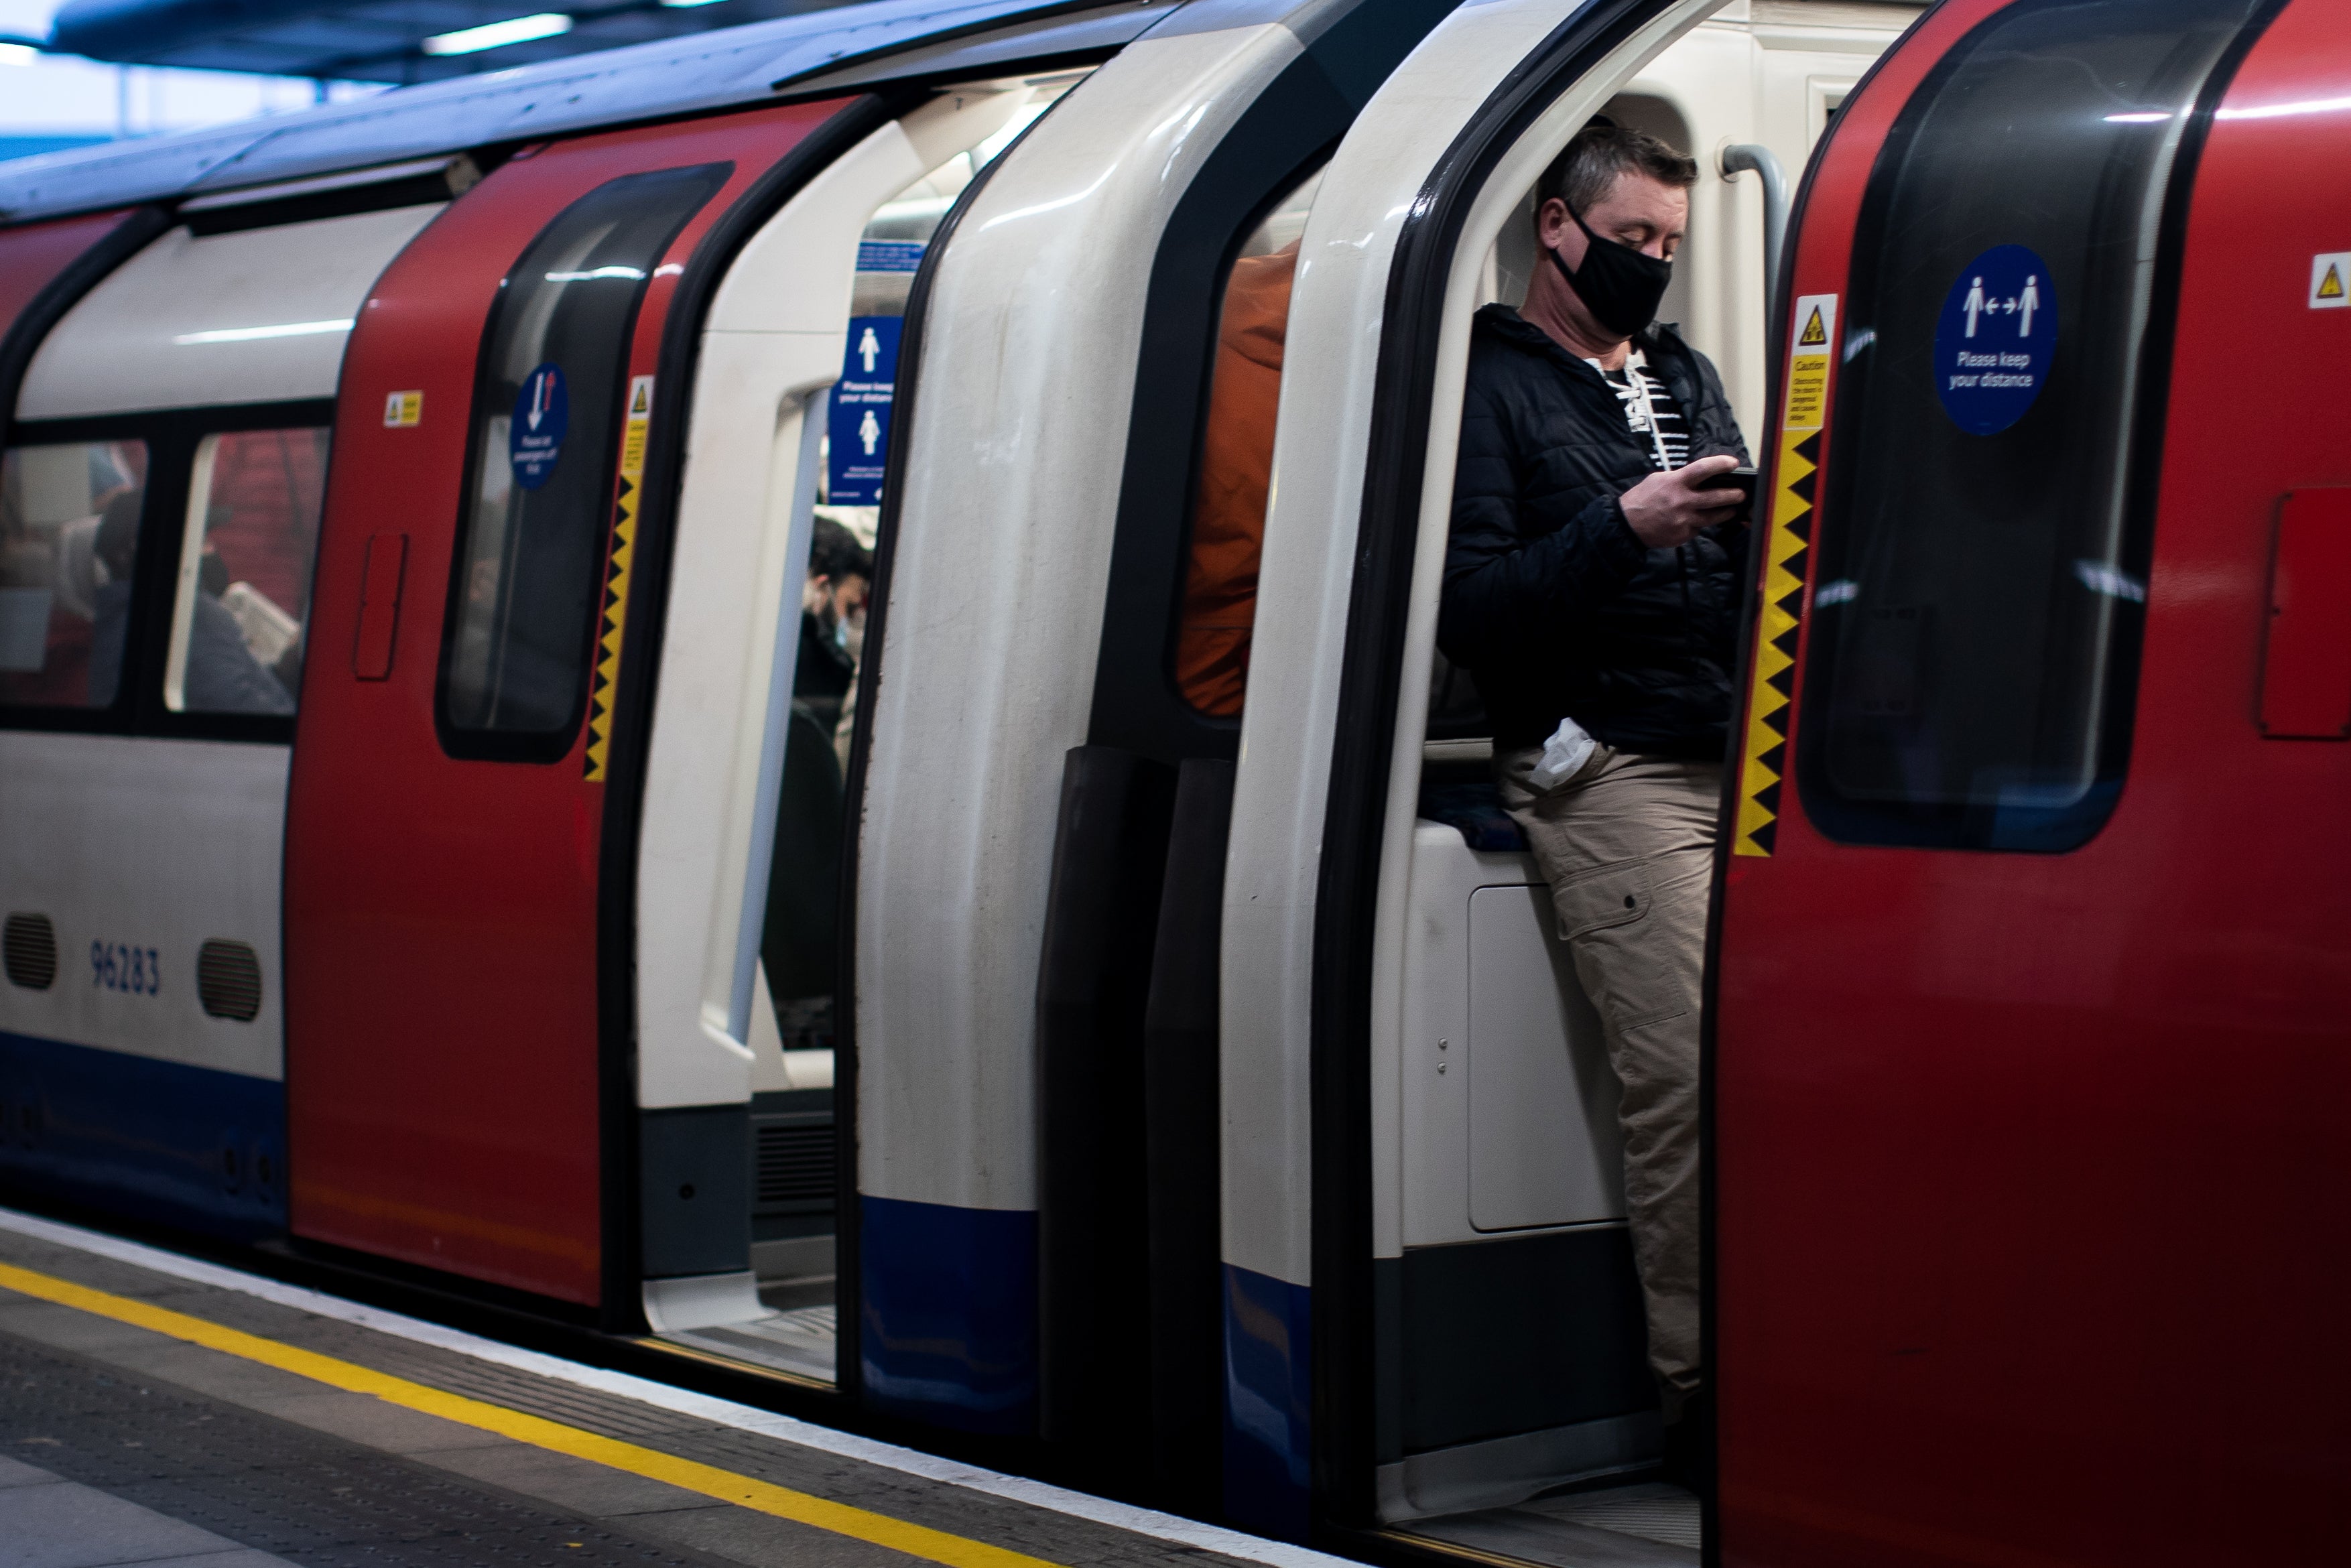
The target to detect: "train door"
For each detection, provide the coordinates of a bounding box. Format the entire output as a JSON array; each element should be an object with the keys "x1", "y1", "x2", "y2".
[
  {"x1": 282, "y1": 101, "x2": 861, "y2": 1313},
  {"x1": 852, "y1": 0, "x2": 1456, "y2": 1484},
  {"x1": 620, "y1": 80, "x2": 1041, "y2": 1376},
  {"x1": 1212, "y1": 0, "x2": 1912, "y2": 1552},
  {"x1": 1712, "y1": 0, "x2": 2338, "y2": 1563},
  {"x1": 1, "y1": 180, "x2": 453, "y2": 1238}
]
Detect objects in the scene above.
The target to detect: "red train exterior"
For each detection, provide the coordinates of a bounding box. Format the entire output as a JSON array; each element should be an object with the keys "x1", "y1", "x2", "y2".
[
  {"x1": 1716, "y1": 0, "x2": 2350, "y2": 1561},
  {"x1": 283, "y1": 101, "x2": 852, "y2": 1305}
]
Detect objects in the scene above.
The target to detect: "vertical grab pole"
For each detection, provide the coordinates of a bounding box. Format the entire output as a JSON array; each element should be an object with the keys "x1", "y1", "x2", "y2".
[{"x1": 1720, "y1": 143, "x2": 1789, "y2": 312}]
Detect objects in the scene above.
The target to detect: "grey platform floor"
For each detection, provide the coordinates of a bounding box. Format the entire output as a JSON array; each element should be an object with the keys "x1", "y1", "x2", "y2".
[{"x1": 0, "y1": 1216, "x2": 1301, "y2": 1568}]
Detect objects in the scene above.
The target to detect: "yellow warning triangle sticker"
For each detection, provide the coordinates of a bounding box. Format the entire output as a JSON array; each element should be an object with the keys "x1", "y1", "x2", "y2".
[
  {"x1": 630, "y1": 381, "x2": 651, "y2": 414},
  {"x1": 2322, "y1": 264, "x2": 2345, "y2": 301},
  {"x1": 1798, "y1": 306, "x2": 1827, "y2": 346}
]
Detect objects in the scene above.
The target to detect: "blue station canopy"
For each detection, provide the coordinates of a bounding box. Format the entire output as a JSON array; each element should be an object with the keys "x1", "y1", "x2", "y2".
[{"x1": 42, "y1": 0, "x2": 1143, "y2": 82}]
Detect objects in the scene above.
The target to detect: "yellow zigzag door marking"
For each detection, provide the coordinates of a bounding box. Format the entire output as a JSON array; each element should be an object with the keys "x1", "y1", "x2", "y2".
[
  {"x1": 1733, "y1": 427, "x2": 1816, "y2": 856},
  {"x1": 1733, "y1": 291, "x2": 1836, "y2": 858},
  {"x1": 585, "y1": 376, "x2": 653, "y2": 783}
]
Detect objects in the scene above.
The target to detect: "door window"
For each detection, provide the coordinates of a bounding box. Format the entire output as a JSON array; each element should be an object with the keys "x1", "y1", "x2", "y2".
[
  {"x1": 440, "y1": 163, "x2": 730, "y2": 757},
  {"x1": 1174, "y1": 168, "x2": 1321, "y2": 718},
  {"x1": 1797, "y1": 0, "x2": 2263, "y2": 850},
  {"x1": 0, "y1": 439, "x2": 147, "y2": 710},
  {"x1": 166, "y1": 428, "x2": 328, "y2": 716}
]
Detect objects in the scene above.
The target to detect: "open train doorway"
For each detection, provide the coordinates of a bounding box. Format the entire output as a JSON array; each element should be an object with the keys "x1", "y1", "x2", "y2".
[
  {"x1": 1369, "y1": 13, "x2": 1918, "y2": 1559},
  {"x1": 621, "y1": 78, "x2": 1073, "y2": 1384},
  {"x1": 1218, "y1": 0, "x2": 1917, "y2": 1557}
]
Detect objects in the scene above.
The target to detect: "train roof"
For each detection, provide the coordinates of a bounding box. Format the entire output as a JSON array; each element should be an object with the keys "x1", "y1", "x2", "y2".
[{"x1": 0, "y1": 0, "x2": 1208, "y2": 226}]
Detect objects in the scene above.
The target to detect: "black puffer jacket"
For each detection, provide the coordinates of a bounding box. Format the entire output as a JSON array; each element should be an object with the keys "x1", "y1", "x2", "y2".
[{"x1": 1440, "y1": 305, "x2": 1750, "y2": 757}]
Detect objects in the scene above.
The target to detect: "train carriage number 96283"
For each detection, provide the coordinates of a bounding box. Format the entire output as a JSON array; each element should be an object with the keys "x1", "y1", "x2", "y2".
[{"x1": 92, "y1": 942, "x2": 162, "y2": 996}]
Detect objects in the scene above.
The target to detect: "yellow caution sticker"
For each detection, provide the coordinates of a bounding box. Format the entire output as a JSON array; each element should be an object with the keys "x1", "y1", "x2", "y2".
[
  {"x1": 382, "y1": 391, "x2": 422, "y2": 428},
  {"x1": 2312, "y1": 251, "x2": 2350, "y2": 310},
  {"x1": 584, "y1": 375, "x2": 654, "y2": 782},
  {"x1": 1732, "y1": 293, "x2": 1837, "y2": 858}
]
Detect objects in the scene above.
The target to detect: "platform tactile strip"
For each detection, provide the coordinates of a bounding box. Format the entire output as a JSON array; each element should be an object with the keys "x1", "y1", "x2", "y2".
[{"x1": 0, "y1": 1332, "x2": 736, "y2": 1568}]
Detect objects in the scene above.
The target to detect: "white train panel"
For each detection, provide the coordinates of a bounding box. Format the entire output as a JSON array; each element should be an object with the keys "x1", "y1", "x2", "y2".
[{"x1": 18, "y1": 204, "x2": 444, "y2": 418}]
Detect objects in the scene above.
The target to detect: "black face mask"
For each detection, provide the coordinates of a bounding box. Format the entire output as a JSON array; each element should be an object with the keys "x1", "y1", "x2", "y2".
[{"x1": 1547, "y1": 203, "x2": 1672, "y2": 339}]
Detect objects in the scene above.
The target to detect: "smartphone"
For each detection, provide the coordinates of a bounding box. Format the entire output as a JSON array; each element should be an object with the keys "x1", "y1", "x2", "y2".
[{"x1": 1716, "y1": 465, "x2": 1759, "y2": 523}]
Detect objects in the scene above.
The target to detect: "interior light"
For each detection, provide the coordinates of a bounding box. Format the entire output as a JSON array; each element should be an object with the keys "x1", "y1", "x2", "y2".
[
  {"x1": 659, "y1": 0, "x2": 731, "y2": 8},
  {"x1": 0, "y1": 42, "x2": 38, "y2": 65},
  {"x1": 174, "y1": 319, "x2": 355, "y2": 344},
  {"x1": 422, "y1": 13, "x2": 573, "y2": 56},
  {"x1": 2103, "y1": 111, "x2": 2173, "y2": 123}
]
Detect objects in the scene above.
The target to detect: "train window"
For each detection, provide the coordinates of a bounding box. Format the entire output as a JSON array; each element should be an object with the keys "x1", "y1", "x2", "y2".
[
  {"x1": 165, "y1": 428, "x2": 328, "y2": 716},
  {"x1": 1173, "y1": 166, "x2": 1322, "y2": 718},
  {"x1": 1797, "y1": 0, "x2": 2260, "y2": 852},
  {"x1": 0, "y1": 439, "x2": 148, "y2": 710},
  {"x1": 440, "y1": 163, "x2": 731, "y2": 758}
]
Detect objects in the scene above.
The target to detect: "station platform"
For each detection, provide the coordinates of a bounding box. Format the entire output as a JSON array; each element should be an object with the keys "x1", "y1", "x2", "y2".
[{"x1": 0, "y1": 1209, "x2": 1334, "y2": 1568}]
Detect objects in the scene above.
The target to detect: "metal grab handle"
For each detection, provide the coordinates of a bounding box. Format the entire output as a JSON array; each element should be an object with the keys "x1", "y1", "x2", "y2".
[{"x1": 1720, "y1": 143, "x2": 1790, "y2": 307}]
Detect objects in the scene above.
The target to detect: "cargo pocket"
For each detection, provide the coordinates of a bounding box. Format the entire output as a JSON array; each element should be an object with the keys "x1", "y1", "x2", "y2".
[
  {"x1": 1553, "y1": 858, "x2": 1651, "y2": 940},
  {"x1": 1549, "y1": 859, "x2": 1684, "y2": 1030}
]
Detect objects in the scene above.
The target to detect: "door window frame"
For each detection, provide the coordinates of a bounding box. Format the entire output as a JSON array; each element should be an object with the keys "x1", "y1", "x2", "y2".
[{"x1": 432, "y1": 162, "x2": 734, "y2": 766}]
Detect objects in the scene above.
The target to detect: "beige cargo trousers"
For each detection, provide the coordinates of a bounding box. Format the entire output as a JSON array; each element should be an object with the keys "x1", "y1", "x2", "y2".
[{"x1": 1495, "y1": 741, "x2": 1716, "y2": 1422}]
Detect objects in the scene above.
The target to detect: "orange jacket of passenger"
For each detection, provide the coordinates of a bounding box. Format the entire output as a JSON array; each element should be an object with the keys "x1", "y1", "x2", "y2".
[{"x1": 1176, "y1": 242, "x2": 1297, "y2": 717}]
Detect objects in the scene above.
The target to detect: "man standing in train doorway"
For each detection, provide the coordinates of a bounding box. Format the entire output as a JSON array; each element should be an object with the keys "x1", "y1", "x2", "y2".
[{"x1": 1440, "y1": 121, "x2": 1747, "y2": 1483}]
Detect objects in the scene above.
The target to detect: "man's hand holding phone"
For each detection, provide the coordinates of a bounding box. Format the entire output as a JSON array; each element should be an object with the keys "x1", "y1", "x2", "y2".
[{"x1": 1620, "y1": 454, "x2": 1750, "y2": 549}]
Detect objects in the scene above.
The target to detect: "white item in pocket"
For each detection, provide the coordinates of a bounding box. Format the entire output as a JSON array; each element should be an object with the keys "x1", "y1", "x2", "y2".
[{"x1": 1529, "y1": 714, "x2": 1598, "y2": 790}]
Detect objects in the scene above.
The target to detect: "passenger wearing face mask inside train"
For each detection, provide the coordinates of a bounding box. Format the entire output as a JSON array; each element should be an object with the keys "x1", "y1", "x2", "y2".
[
  {"x1": 1440, "y1": 121, "x2": 1749, "y2": 1478},
  {"x1": 794, "y1": 515, "x2": 871, "y2": 738}
]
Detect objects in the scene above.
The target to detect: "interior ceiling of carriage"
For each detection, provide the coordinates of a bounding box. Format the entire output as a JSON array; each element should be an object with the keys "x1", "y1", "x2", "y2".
[{"x1": 37, "y1": 0, "x2": 1135, "y2": 84}]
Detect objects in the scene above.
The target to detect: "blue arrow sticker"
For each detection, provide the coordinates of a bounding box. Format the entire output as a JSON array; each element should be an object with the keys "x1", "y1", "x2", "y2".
[
  {"x1": 509, "y1": 363, "x2": 569, "y2": 490},
  {"x1": 1933, "y1": 245, "x2": 2055, "y2": 436}
]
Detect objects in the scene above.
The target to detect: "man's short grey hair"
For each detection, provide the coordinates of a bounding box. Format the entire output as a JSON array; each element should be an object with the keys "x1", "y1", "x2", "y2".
[{"x1": 1537, "y1": 121, "x2": 1698, "y2": 219}]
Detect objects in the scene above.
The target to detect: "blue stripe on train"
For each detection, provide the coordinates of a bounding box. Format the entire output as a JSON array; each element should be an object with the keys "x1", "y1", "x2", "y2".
[
  {"x1": 0, "y1": 1030, "x2": 284, "y2": 1240},
  {"x1": 859, "y1": 1193, "x2": 1037, "y2": 1434},
  {"x1": 1224, "y1": 1262, "x2": 1312, "y2": 1541}
]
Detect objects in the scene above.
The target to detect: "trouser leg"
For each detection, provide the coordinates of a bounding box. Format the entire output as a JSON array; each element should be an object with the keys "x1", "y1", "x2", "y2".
[{"x1": 1497, "y1": 745, "x2": 1718, "y2": 1420}]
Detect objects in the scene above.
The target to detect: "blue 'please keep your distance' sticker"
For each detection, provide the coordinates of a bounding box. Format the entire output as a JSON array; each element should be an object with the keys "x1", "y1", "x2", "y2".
[
  {"x1": 510, "y1": 363, "x2": 568, "y2": 489},
  {"x1": 1933, "y1": 245, "x2": 2055, "y2": 436}
]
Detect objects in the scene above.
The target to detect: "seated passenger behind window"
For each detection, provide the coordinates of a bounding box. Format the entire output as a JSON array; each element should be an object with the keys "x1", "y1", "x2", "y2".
[
  {"x1": 189, "y1": 539, "x2": 294, "y2": 716},
  {"x1": 86, "y1": 491, "x2": 142, "y2": 708},
  {"x1": 796, "y1": 515, "x2": 871, "y2": 737},
  {"x1": 1177, "y1": 241, "x2": 1297, "y2": 717},
  {"x1": 92, "y1": 497, "x2": 295, "y2": 716},
  {"x1": 1438, "y1": 121, "x2": 1749, "y2": 1478}
]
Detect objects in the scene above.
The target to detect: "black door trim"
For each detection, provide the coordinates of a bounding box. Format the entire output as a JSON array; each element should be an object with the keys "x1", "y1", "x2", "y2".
[{"x1": 1304, "y1": 0, "x2": 1679, "y2": 1542}]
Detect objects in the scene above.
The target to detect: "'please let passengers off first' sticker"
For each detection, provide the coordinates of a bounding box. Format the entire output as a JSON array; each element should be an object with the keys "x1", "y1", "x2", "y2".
[{"x1": 1933, "y1": 244, "x2": 2055, "y2": 436}]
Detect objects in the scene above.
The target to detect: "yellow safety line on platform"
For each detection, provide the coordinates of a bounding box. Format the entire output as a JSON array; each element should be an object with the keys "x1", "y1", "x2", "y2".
[{"x1": 0, "y1": 1260, "x2": 1062, "y2": 1568}]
